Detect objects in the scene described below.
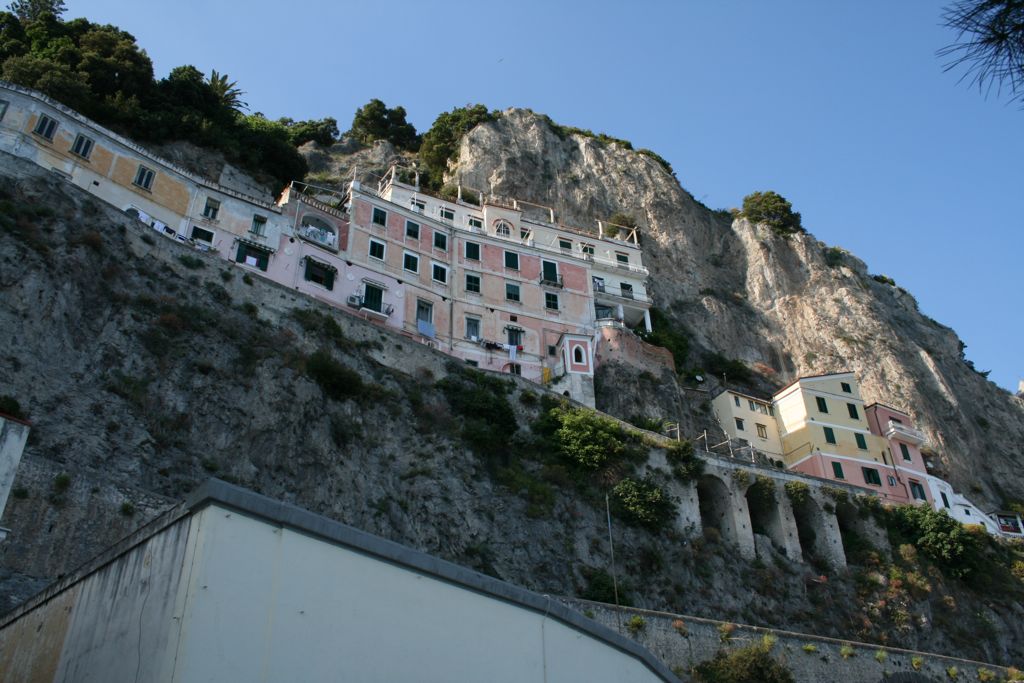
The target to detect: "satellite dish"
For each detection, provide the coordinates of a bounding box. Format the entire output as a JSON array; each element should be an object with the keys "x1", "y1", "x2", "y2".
[{"x1": 695, "y1": 375, "x2": 704, "y2": 383}]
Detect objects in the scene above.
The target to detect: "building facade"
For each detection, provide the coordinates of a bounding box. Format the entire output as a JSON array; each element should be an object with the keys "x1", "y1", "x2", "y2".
[{"x1": 0, "y1": 81, "x2": 658, "y2": 407}]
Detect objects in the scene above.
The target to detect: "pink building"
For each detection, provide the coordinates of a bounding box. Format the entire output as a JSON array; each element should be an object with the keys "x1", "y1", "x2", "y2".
[{"x1": 864, "y1": 404, "x2": 932, "y2": 507}]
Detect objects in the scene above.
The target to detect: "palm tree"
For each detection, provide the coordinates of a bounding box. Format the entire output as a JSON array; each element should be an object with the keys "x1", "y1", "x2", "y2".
[{"x1": 207, "y1": 69, "x2": 248, "y2": 112}]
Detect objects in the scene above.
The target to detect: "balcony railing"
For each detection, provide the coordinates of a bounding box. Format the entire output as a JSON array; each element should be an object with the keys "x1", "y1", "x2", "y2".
[
  {"x1": 884, "y1": 420, "x2": 927, "y2": 446},
  {"x1": 593, "y1": 283, "x2": 652, "y2": 304},
  {"x1": 297, "y1": 224, "x2": 338, "y2": 250},
  {"x1": 539, "y1": 273, "x2": 564, "y2": 288},
  {"x1": 347, "y1": 295, "x2": 394, "y2": 317}
]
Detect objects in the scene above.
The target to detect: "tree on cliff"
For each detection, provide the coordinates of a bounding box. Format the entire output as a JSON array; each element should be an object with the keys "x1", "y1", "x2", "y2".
[
  {"x1": 349, "y1": 99, "x2": 419, "y2": 150},
  {"x1": 6, "y1": 0, "x2": 64, "y2": 22},
  {"x1": 739, "y1": 191, "x2": 804, "y2": 236},
  {"x1": 940, "y1": 0, "x2": 1024, "y2": 104}
]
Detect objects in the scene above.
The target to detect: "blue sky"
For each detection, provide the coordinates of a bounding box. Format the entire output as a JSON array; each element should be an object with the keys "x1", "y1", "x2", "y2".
[{"x1": 66, "y1": 1, "x2": 1023, "y2": 391}]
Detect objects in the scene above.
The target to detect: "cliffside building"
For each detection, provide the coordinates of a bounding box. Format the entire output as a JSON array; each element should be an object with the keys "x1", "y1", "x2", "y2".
[{"x1": 0, "y1": 80, "x2": 667, "y2": 407}]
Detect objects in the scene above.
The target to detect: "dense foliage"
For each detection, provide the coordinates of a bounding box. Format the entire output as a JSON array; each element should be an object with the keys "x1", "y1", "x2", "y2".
[
  {"x1": 349, "y1": 98, "x2": 418, "y2": 150},
  {"x1": 694, "y1": 640, "x2": 794, "y2": 683},
  {"x1": 739, "y1": 191, "x2": 804, "y2": 236},
  {"x1": 637, "y1": 308, "x2": 689, "y2": 370},
  {"x1": 437, "y1": 365, "x2": 516, "y2": 459},
  {"x1": 418, "y1": 104, "x2": 499, "y2": 188},
  {"x1": 885, "y1": 505, "x2": 985, "y2": 579},
  {"x1": 0, "y1": 9, "x2": 320, "y2": 188}
]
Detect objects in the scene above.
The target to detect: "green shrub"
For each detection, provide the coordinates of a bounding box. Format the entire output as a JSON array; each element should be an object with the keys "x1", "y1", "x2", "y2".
[
  {"x1": 12, "y1": 486, "x2": 28, "y2": 499},
  {"x1": 120, "y1": 502, "x2": 136, "y2": 517},
  {"x1": 748, "y1": 476, "x2": 777, "y2": 508},
  {"x1": 885, "y1": 505, "x2": 984, "y2": 578},
  {"x1": 874, "y1": 649, "x2": 888, "y2": 663},
  {"x1": 694, "y1": 641, "x2": 794, "y2": 683},
  {"x1": 637, "y1": 308, "x2": 688, "y2": 369},
  {"x1": 637, "y1": 148, "x2": 675, "y2": 177},
  {"x1": 178, "y1": 254, "x2": 205, "y2": 269},
  {"x1": 824, "y1": 247, "x2": 844, "y2": 268},
  {"x1": 801, "y1": 643, "x2": 818, "y2": 654},
  {"x1": 349, "y1": 98, "x2": 418, "y2": 149},
  {"x1": 437, "y1": 367, "x2": 516, "y2": 458},
  {"x1": 306, "y1": 350, "x2": 364, "y2": 401},
  {"x1": 840, "y1": 643, "x2": 855, "y2": 659},
  {"x1": 610, "y1": 477, "x2": 673, "y2": 530},
  {"x1": 580, "y1": 566, "x2": 629, "y2": 605},
  {"x1": 947, "y1": 665, "x2": 959, "y2": 679},
  {"x1": 705, "y1": 353, "x2": 752, "y2": 383},
  {"x1": 739, "y1": 191, "x2": 804, "y2": 236},
  {"x1": 872, "y1": 274, "x2": 896, "y2": 286},
  {"x1": 718, "y1": 622, "x2": 736, "y2": 642},
  {"x1": 911, "y1": 655, "x2": 924, "y2": 670},
  {"x1": 785, "y1": 481, "x2": 811, "y2": 508},
  {"x1": 628, "y1": 414, "x2": 665, "y2": 432},
  {"x1": 626, "y1": 615, "x2": 646, "y2": 636},
  {"x1": 419, "y1": 105, "x2": 499, "y2": 188},
  {"x1": 0, "y1": 395, "x2": 26, "y2": 420},
  {"x1": 547, "y1": 405, "x2": 644, "y2": 471},
  {"x1": 977, "y1": 668, "x2": 995, "y2": 681},
  {"x1": 53, "y1": 473, "x2": 72, "y2": 492},
  {"x1": 666, "y1": 440, "x2": 704, "y2": 482}
]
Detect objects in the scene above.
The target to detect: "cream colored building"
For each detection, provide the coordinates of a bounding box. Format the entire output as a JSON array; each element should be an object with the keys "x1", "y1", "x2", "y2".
[{"x1": 710, "y1": 389, "x2": 782, "y2": 457}]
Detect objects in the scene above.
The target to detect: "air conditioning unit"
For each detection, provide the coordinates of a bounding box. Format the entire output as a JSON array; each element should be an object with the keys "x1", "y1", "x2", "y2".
[
  {"x1": 468, "y1": 335, "x2": 479, "y2": 342},
  {"x1": 346, "y1": 295, "x2": 361, "y2": 308}
]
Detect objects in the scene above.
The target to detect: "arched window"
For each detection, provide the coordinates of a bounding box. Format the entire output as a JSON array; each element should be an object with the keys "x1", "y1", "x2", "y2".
[
  {"x1": 494, "y1": 219, "x2": 513, "y2": 238},
  {"x1": 573, "y1": 346, "x2": 585, "y2": 364}
]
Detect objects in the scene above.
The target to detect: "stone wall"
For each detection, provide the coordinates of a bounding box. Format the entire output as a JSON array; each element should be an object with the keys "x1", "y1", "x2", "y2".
[
  {"x1": 595, "y1": 323, "x2": 675, "y2": 374},
  {"x1": 564, "y1": 600, "x2": 1012, "y2": 683}
]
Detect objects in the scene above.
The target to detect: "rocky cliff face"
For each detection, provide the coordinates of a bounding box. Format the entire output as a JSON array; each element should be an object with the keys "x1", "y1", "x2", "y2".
[{"x1": 450, "y1": 109, "x2": 1024, "y2": 508}]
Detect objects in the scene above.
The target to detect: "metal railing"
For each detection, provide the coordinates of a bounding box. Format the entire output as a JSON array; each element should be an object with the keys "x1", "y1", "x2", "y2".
[
  {"x1": 539, "y1": 273, "x2": 564, "y2": 288},
  {"x1": 884, "y1": 420, "x2": 927, "y2": 445}
]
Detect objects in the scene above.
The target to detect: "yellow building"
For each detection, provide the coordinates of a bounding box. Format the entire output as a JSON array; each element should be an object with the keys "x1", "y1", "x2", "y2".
[{"x1": 710, "y1": 389, "x2": 783, "y2": 457}]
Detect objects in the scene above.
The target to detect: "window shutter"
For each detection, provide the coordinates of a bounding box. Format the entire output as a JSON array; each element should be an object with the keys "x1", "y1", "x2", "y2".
[
  {"x1": 324, "y1": 269, "x2": 335, "y2": 291},
  {"x1": 257, "y1": 251, "x2": 269, "y2": 271},
  {"x1": 235, "y1": 244, "x2": 246, "y2": 263}
]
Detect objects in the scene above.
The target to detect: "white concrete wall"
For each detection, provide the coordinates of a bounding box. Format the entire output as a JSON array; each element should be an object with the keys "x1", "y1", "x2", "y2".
[
  {"x1": 0, "y1": 416, "x2": 29, "y2": 524},
  {"x1": 172, "y1": 506, "x2": 663, "y2": 683}
]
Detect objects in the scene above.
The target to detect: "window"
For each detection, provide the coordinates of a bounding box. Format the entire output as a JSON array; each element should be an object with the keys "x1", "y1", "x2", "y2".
[
  {"x1": 541, "y1": 260, "x2": 558, "y2": 284},
  {"x1": 235, "y1": 243, "x2": 269, "y2": 271},
  {"x1": 465, "y1": 360, "x2": 479, "y2": 367},
  {"x1": 0, "y1": 100, "x2": 8, "y2": 121},
  {"x1": 573, "y1": 346, "x2": 585, "y2": 364},
  {"x1": 832, "y1": 462, "x2": 845, "y2": 479},
  {"x1": 816, "y1": 396, "x2": 828, "y2": 413},
  {"x1": 862, "y1": 467, "x2": 882, "y2": 486},
  {"x1": 133, "y1": 165, "x2": 155, "y2": 190},
  {"x1": 620, "y1": 283, "x2": 634, "y2": 299},
  {"x1": 615, "y1": 252, "x2": 629, "y2": 265},
  {"x1": 416, "y1": 299, "x2": 433, "y2": 324},
  {"x1": 940, "y1": 492, "x2": 950, "y2": 509},
  {"x1": 410, "y1": 199, "x2": 425, "y2": 213},
  {"x1": 33, "y1": 114, "x2": 58, "y2": 140},
  {"x1": 403, "y1": 251, "x2": 419, "y2": 273},
  {"x1": 509, "y1": 363, "x2": 522, "y2": 376},
  {"x1": 440, "y1": 207, "x2": 454, "y2": 222},
  {"x1": 548, "y1": 345, "x2": 557, "y2": 357},
  {"x1": 504, "y1": 251, "x2": 519, "y2": 270},
  {"x1": 888, "y1": 475, "x2": 897, "y2": 486},
  {"x1": 840, "y1": 382, "x2": 852, "y2": 393},
  {"x1": 465, "y1": 273, "x2": 481, "y2": 294},
  {"x1": 190, "y1": 226, "x2": 214, "y2": 244},
  {"x1": 250, "y1": 215, "x2": 267, "y2": 237},
  {"x1": 735, "y1": 417, "x2": 745, "y2": 431},
  {"x1": 520, "y1": 228, "x2": 531, "y2": 240},
  {"x1": 734, "y1": 396, "x2": 740, "y2": 407},
  {"x1": 507, "y1": 328, "x2": 523, "y2": 346},
  {"x1": 202, "y1": 198, "x2": 220, "y2": 220},
  {"x1": 581, "y1": 243, "x2": 595, "y2": 257},
  {"x1": 303, "y1": 260, "x2": 335, "y2": 290},
  {"x1": 70, "y1": 134, "x2": 94, "y2": 159},
  {"x1": 855, "y1": 433, "x2": 868, "y2": 450},
  {"x1": 748, "y1": 400, "x2": 756, "y2": 411},
  {"x1": 362, "y1": 284, "x2": 384, "y2": 313},
  {"x1": 559, "y1": 239, "x2": 572, "y2": 250},
  {"x1": 405, "y1": 220, "x2": 420, "y2": 239},
  {"x1": 756, "y1": 423, "x2": 768, "y2": 439},
  {"x1": 468, "y1": 216, "x2": 482, "y2": 229},
  {"x1": 910, "y1": 481, "x2": 927, "y2": 500},
  {"x1": 823, "y1": 426, "x2": 836, "y2": 444},
  {"x1": 433, "y1": 231, "x2": 448, "y2": 251},
  {"x1": 899, "y1": 443, "x2": 911, "y2": 461},
  {"x1": 545, "y1": 292, "x2": 559, "y2": 311},
  {"x1": 847, "y1": 403, "x2": 859, "y2": 420},
  {"x1": 431, "y1": 262, "x2": 448, "y2": 284},
  {"x1": 465, "y1": 317, "x2": 480, "y2": 340},
  {"x1": 372, "y1": 207, "x2": 387, "y2": 226},
  {"x1": 465, "y1": 241, "x2": 480, "y2": 260},
  {"x1": 368, "y1": 239, "x2": 385, "y2": 261},
  {"x1": 495, "y1": 219, "x2": 512, "y2": 237},
  {"x1": 505, "y1": 282, "x2": 521, "y2": 302}
]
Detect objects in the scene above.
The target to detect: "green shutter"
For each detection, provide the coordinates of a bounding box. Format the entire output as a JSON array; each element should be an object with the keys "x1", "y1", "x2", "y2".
[
  {"x1": 324, "y1": 269, "x2": 335, "y2": 291},
  {"x1": 257, "y1": 251, "x2": 269, "y2": 271},
  {"x1": 235, "y1": 244, "x2": 246, "y2": 263}
]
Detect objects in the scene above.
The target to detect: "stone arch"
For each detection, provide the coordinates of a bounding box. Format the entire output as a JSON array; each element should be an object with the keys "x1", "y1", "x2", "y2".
[
  {"x1": 791, "y1": 495, "x2": 827, "y2": 564},
  {"x1": 834, "y1": 498, "x2": 879, "y2": 565},
  {"x1": 744, "y1": 479, "x2": 788, "y2": 557},
  {"x1": 697, "y1": 474, "x2": 737, "y2": 546},
  {"x1": 301, "y1": 214, "x2": 335, "y2": 233}
]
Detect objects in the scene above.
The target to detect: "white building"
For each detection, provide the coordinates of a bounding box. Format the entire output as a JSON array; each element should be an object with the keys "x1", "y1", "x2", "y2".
[{"x1": 0, "y1": 480, "x2": 677, "y2": 682}]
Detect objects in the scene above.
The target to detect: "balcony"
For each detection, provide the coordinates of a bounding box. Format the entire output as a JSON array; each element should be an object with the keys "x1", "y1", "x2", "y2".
[
  {"x1": 539, "y1": 273, "x2": 564, "y2": 288},
  {"x1": 884, "y1": 420, "x2": 927, "y2": 446},
  {"x1": 346, "y1": 294, "x2": 394, "y2": 319},
  {"x1": 297, "y1": 224, "x2": 338, "y2": 251}
]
